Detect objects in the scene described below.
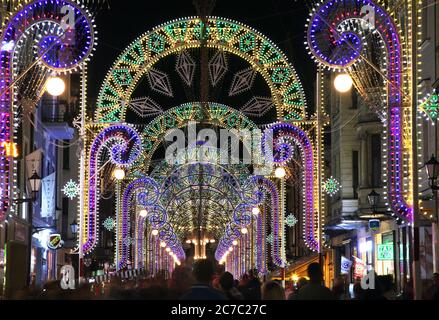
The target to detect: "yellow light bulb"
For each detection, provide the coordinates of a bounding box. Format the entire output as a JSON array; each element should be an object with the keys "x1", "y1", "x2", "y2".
[
  {"x1": 113, "y1": 168, "x2": 125, "y2": 180},
  {"x1": 139, "y1": 209, "x2": 148, "y2": 218},
  {"x1": 274, "y1": 167, "x2": 286, "y2": 179},
  {"x1": 334, "y1": 74, "x2": 353, "y2": 93}
]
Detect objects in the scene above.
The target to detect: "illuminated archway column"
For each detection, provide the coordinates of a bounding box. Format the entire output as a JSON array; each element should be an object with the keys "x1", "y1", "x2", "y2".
[
  {"x1": 306, "y1": 0, "x2": 413, "y2": 222},
  {"x1": 0, "y1": 0, "x2": 95, "y2": 220}
]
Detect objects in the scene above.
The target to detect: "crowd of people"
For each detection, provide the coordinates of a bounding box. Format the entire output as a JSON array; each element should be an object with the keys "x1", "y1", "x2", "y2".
[{"x1": 7, "y1": 261, "x2": 439, "y2": 300}]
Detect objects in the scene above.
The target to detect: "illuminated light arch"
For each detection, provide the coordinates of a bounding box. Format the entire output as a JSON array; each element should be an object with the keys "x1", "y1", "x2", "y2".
[
  {"x1": 85, "y1": 125, "x2": 142, "y2": 254},
  {"x1": 129, "y1": 102, "x2": 259, "y2": 174},
  {"x1": 0, "y1": 0, "x2": 96, "y2": 220},
  {"x1": 263, "y1": 123, "x2": 319, "y2": 252},
  {"x1": 119, "y1": 177, "x2": 185, "y2": 270},
  {"x1": 306, "y1": 0, "x2": 412, "y2": 221},
  {"x1": 95, "y1": 16, "x2": 307, "y2": 123}
]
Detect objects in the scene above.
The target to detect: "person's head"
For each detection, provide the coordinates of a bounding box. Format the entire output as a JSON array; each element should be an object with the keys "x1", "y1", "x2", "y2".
[
  {"x1": 192, "y1": 259, "x2": 215, "y2": 284},
  {"x1": 170, "y1": 266, "x2": 194, "y2": 291},
  {"x1": 297, "y1": 277, "x2": 308, "y2": 290},
  {"x1": 433, "y1": 273, "x2": 439, "y2": 286},
  {"x1": 219, "y1": 272, "x2": 235, "y2": 291},
  {"x1": 307, "y1": 263, "x2": 323, "y2": 283},
  {"x1": 262, "y1": 281, "x2": 285, "y2": 300}
]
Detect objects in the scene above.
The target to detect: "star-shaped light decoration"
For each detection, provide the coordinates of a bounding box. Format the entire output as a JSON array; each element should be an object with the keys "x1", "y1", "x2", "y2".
[
  {"x1": 285, "y1": 214, "x2": 298, "y2": 228},
  {"x1": 267, "y1": 233, "x2": 274, "y2": 245},
  {"x1": 62, "y1": 180, "x2": 80, "y2": 200},
  {"x1": 103, "y1": 217, "x2": 116, "y2": 231},
  {"x1": 419, "y1": 91, "x2": 439, "y2": 122},
  {"x1": 323, "y1": 177, "x2": 341, "y2": 197},
  {"x1": 123, "y1": 237, "x2": 133, "y2": 247}
]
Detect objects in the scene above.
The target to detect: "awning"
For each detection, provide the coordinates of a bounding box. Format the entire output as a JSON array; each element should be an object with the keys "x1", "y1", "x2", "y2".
[{"x1": 271, "y1": 254, "x2": 319, "y2": 280}]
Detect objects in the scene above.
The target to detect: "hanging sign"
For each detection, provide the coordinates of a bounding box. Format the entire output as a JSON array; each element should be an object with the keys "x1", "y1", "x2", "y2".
[
  {"x1": 377, "y1": 243, "x2": 394, "y2": 260},
  {"x1": 369, "y1": 219, "x2": 380, "y2": 232},
  {"x1": 353, "y1": 256, "x2": 366, "y2": 280},
  {"x1": 341, "y1": 256, "x2": 353, "y2": 274},
  {"x1": 47, "y1": 234, "x2": 64, "y2": 250}
]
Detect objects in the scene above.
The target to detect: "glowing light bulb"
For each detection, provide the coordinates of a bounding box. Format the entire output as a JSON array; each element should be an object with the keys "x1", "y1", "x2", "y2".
[
  {"x1": 113, "y1": 168, "x2": 125, "y2": 180},
  {"x1": 186, "y1": 239, "x2": 192, "y2": 244},
  {"x1": 139, "y1": 209, "x2": 148, "y2": 218},
  {"x1": 233, "y1": 240, "x2": 238, "y2": 246},
  {"x1": 241, "y1": 228, "x2": 248, "y2": 235},
  {"x1": 46, "y1": 76, "x2": 65, "y2": 96},
  {"x1": 228, "y1": 247, "x2": 233, "y2": 252},
  {"x1": 274, "y1": 167, "x2": 286, "y2": 179},
  {"x1": 166, "y1": 247, "x2": 171, "y2": 252},
  {"x1": 334, "y1": 73, "x2": 353, "y2": 93},
  {"x1": 252, "y1": 207, "x2": 261, "y2": 216},
  {"x1": 151, "y1": 229, "x2": 159, "y2": 236},
  {"x1": 160, "y1": 241, "x2": 166, "y2": 248},
  {"x1": 210, "y1": 239, "x2": 215, "y2": 243}
]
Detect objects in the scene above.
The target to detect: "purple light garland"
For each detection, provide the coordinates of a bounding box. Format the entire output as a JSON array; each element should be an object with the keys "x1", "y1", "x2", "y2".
[
  {"x1": 264, "y1": 123, "x2": 319, "y2": 251},
  {"x1": 0, "y1": 0, "x2": 94, "y2": 221},
  {"x1": 86, "y1": 125, "x2": 142, "y2": 254},
  {"x1": 307, "y1": 0, "x2": 412, "y2": 221}
]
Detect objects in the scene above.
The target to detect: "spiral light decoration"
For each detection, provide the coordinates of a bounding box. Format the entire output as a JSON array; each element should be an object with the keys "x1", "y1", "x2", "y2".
[
  {"x1": 263, "y1": 123, "x2": 319, "y2": 251},
  {"x1": 85, "y1": 125, "x2": 141, "y2": 254},
  {"x1": 306, "y1": 0, "x2": 412, "y2": 221},
  {"x1": 0, "y1": 0, "x2": 96, "y2": 221}
]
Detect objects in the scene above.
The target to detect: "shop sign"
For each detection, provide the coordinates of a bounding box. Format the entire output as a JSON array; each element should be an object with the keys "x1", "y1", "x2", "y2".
[
  {"x1": 369, "y1": 219, "x2": 380, "y2": 232},
  {"x1": 377, "y1": 243, "x2": 394, "y2": 260},
  {"x1": 353, "y1": 256, "x2": 366, "y2": 279},
  {"x1": 341, "y1": 256, "x2": 352, "y2": 274},
  {"x1": 47, "y1": 234, "x2": 64, "y2": 250}
]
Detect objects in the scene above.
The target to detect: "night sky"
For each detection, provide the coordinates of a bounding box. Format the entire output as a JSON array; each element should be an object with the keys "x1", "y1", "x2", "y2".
[{"x1": 88, "y1": 0, "x2": 316, "y2": 113}]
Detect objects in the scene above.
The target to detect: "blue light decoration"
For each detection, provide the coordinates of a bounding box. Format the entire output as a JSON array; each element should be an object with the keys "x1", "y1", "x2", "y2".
[
  {"x1": 263, "y1": 123, "x2": 319, "y2": 252},
  {"x1": 306, "y1": 0, "x2": 412, "y2": 222},
  {"x1": 0, "y1": 0, "x2": 96, "y2": 222},
  {"x1": 285, "y1": 214, "x2": 298, "y2": 228},
  {"x1": 85, "y1": 125, "x2": 142, "y2": 255},
  {"x1": 103, "y1": 217, "x2": 116, "y2": 232}
]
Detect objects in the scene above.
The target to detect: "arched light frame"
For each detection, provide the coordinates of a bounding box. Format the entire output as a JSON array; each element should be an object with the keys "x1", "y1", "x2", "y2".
[
  {"x1": 95, "y1": 16, "x2": 307, "y2": 124},
  {"x1": 306, "y1": 0, "x2": 413, "y2": 221},
  {"x1": 0, "y1": 0, "x2": 96, "y2": 221}
]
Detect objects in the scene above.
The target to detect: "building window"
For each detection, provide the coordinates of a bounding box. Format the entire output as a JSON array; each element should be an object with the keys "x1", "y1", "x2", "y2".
[
  {"x1": 351, "y1": 90, "x2": 358, "y2": 110},
  {"x1": 422, "y1": 2, "x2": 429, "y2": 42},
  {"x1": 352, "y1": 151, "x2": 359, "y2": 199},
  {"x1": 63, "y1": 140, "x2": 70, "y2": 170},
  {"x1": 371, "y1": 134, "x2": 382, "y2": 188}
]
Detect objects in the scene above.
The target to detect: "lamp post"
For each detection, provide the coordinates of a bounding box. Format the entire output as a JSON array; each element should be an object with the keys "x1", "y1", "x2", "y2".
[
  {"x1": 368, "y1": 190, "x2": 381, "y2": 215},
  {"x1": 23, "y1": 171, "x2": 42, "y2": 289},
  {"x1": 70, "y1": 220, "x2": 78, "y2": 240},
  {"x1": 424, "y1": 155, "x2": 439, "y2": 273}
]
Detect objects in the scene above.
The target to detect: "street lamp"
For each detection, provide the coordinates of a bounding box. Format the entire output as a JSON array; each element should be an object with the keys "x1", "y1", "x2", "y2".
[
  {"x1": 70, "y1": 220, "x2": 78, "y2": 239},
  {"x1": 424, "y1": 155, "x2": 439, "y2": 273},
  {"x1": 334, "y1": 74, "x2": 353, "y2": 93},
  {"x1": 27, "y1": 171, "x2": 42, "y2": 202},
  {"x1": 367, "y1": 190, "x2": 381, "y2": 214},
  {"x1": 425, "y1": 154, "x2": 439, "y2": 191}
]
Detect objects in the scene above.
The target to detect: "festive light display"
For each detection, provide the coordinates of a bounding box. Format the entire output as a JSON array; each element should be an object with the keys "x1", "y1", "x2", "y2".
[
  {"x1": 306, "y1": 0, "x2": 414, "y2": 222},
  {"x1": 323, "y1": 177, "x2": 341, "y2": 197},
  {"x1": 263, "y1": 123, "x2": 319, "y2": 251},
  {"x1": 62, "y1": 180, "x2": 80, "y2": 200},
  {"x1": 95, "y1": 17, "x2": 306, "y2": 123},
  {"x1": 103, "y1": 217, "x2": 116, "y2": 231},
  {"x1": 81, "y1": 16, "x2": 324, "y2": 278},
  {"x1": 85, "y1": 125, "x2": 142, "y2": 254},
  {"x1": 285, "y1": 214, "x2": 298, "y2": 228},
  {"x1": 0, "y1": 0, "x2": 96, "y2": 221},
  {"x1": 419, "y1": 92, "x2": 439, "y2": 122}
]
